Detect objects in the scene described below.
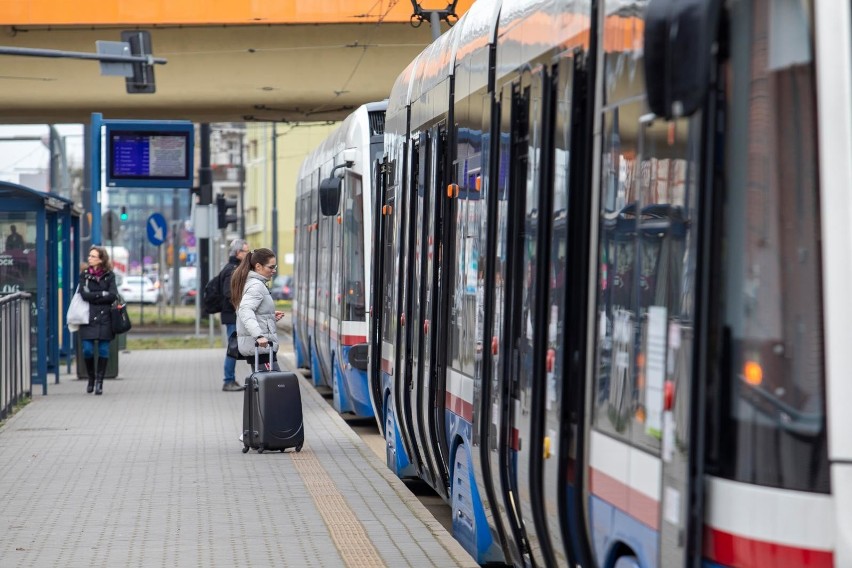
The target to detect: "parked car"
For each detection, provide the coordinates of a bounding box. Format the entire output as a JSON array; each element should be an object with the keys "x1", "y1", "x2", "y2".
[
  {"x1": 163, "y1": 275, "x2": 197, "y2": 305},
  {"x1": 145, "y1": 273, "x2": 164, "y2": 302},
  {"x1": 270, "y1": 275, "x2": 294, "y2": 301},
  {"x1": 120, "y1": 275, "x2": 159, "y2": 304},
  {"x1": 181, "y1": 278, "x2": 197, "y2": 305}
]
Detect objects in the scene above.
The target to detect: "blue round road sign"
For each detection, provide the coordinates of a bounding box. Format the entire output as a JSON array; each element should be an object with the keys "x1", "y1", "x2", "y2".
[{"x1": 146, "y1": 213, "x2": 168, "y2": 246}]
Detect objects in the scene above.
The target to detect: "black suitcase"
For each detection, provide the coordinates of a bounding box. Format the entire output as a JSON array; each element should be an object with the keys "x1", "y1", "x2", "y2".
[{"x1": 242, "y1": 348, "x2": 304, "y2": 453}]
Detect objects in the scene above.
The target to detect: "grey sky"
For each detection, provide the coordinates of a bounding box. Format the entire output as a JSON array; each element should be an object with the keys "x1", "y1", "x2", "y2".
[{"x1": 0, "y1": 124, "x2": 84, "y2": 185}]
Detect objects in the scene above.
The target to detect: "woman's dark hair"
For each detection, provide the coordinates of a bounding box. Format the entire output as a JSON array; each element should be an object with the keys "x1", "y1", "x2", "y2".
[
  {"x1": 230, "y1": 247, "x2": 275, "y2": 309},
  {"x1": 89, "y1": 245, "x2": 114, "y2": 272}
]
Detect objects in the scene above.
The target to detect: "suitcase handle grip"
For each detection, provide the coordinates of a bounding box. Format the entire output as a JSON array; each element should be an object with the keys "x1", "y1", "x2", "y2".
[{"x1": 253, "y1": 339, "x2": 277, "y2": 373}]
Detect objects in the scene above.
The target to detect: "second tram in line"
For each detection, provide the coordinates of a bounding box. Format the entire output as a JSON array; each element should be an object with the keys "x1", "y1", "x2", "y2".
[{"x1": 293, "y1": 101, "x2": 386, "y2": 419}]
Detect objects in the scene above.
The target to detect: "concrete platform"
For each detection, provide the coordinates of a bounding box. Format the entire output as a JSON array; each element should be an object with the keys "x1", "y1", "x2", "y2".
[{"x1": 0, "y1": 345, "x2": 478, "y2": 568}]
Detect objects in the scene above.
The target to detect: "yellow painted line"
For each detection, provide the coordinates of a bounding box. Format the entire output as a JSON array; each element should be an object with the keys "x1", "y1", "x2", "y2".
[{"x1": 291, "y1": 448, "x2": 387, "y2": 568}]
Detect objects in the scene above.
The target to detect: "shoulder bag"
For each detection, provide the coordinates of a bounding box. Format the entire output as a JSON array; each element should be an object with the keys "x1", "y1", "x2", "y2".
[
  {"x1": 111, "y1": 300, "x2": 132, "y2": 334},
  {"x1": 227, "y1": 330, "x2": 247, "y2": 360},
  {"x1": 66, "y1": 288, "x2": 90, "y2": 330}
]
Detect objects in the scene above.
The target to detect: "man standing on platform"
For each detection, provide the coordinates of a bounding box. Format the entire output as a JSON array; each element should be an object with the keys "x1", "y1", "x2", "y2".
[{"x1": 220, "y1": 238, "x2": 249, "y2": 391}]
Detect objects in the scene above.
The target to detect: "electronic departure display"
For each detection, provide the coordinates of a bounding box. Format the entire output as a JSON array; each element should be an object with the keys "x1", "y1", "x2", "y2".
[{"x1": 105, "y1": 122, "x2": 194, "y2": 188}]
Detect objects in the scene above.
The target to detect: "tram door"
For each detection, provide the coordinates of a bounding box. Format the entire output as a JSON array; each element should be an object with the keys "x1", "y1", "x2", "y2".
[
  {"x1": 514, "y1": 55, "x2": 594, "y2": 567},
  {"x1": 550, "y1": 51, "x2": 594, "y2": 568},
  {"x1": 316, "y1": 172, "x2": 336, "y2": 386},
  {"x1": 400, "y1": 137, "x2": 427, "y2": 479},
  {"x1": 484, "y1": 79, "x2": 531, "y2": 567},
  {"x1": 409, "y1": 127, "x2": 450, "y2": 498},
  {"x1": 369, "y1": 157, "x2": 389, "y2": 436},
  {"x1": 591, "y1": 99, "x2": 702, "y2": 565},
  {"x1": 637, "y1": 114, "x2": 700, "y2": 568},
  {"x1": 509, "y1": 66, "x2": 556, "y2": 568},
  {"x1": 308, "y1": 176, "x2": 320, "y2": 377}
]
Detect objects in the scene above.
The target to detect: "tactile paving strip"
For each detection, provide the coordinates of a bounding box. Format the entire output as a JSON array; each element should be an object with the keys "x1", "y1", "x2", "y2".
[{"x1": 291, "y1": 449, "x2": 387, "y2": 568}]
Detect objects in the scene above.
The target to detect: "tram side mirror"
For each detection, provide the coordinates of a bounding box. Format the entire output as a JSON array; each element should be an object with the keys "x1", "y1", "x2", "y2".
[
  {"x1": 319, "y1": 149, "x2": 356, "y2": 216},
  {"x1": 644, "y1": 0, "x2": 723, "y2": 119},
  {"x1": 319, "y1": 176, "x2": 342, "y2": 216}
]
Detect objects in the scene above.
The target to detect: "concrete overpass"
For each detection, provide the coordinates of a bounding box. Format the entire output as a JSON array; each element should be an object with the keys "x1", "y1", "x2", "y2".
[{"x1": 0, "y1": 1, "x2": 473, "y2": 124}]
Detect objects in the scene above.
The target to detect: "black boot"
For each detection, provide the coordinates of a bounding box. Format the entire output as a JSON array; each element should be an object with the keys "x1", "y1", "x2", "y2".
[
  {"x1": 84, "y1": 358, "x2": 95, "y2": 393},
  {"x1": 95, "y1": 358, "x2": 108, "y2": 395}
]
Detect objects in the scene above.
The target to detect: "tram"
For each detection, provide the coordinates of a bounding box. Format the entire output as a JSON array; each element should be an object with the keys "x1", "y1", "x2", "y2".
[
  {"x1": 312, "y1": 0, "x2": 851, "y2": 565},
  {"x1": 293, "y1": 101, "x2": 386, "y2": 418}
]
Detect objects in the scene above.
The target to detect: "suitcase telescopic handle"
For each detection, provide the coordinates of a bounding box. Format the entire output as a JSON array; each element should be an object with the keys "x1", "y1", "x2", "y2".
[{"x1": 253, "y1": 338, "x2": 275, "y2": 373}]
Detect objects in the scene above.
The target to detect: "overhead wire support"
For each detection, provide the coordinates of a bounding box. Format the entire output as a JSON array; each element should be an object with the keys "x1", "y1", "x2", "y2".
[{"x1": 409, "y1": 1, "x2": 459, "y2": 41}]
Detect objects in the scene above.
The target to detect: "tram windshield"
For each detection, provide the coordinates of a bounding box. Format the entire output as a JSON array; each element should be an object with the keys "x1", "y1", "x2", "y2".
[{"x1": 714, "y1": 0, "x2": 829, "y2": 493}]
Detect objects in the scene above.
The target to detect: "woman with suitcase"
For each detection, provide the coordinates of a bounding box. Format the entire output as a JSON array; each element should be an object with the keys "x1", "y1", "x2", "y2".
[
  {"x1": 231, "y1": 248, "x2": 302, "y2": 453},
  {"x1": 229, "y1": 247, "x2": 285, "y2": 369}
]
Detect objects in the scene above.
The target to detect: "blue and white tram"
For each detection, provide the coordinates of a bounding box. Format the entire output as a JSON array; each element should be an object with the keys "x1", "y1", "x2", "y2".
[
  {"x1": 293, "y1": 101, "x2": 386, "y2": 418},
  {"x1": 370, "y1": 0, "x2": 852, "y2": 566}
]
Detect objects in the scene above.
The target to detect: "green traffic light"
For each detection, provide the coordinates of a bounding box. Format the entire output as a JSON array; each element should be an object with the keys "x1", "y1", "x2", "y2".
[{"x1": 120, "y1": 206, "x2": 128, "y2": 221}]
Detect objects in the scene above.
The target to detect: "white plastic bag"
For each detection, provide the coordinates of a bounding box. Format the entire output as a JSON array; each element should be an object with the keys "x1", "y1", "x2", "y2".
[{"x1": 66, "y1": 291, "x2": 90, "y2": 331}]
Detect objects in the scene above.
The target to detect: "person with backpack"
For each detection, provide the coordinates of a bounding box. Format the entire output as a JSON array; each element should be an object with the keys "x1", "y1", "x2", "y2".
[{"x1": 207, "y1": 238, "x2": 249, "y2": 391}]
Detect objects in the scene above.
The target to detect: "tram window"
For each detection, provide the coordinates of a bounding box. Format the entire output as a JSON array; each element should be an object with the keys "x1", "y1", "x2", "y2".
[
  {"x1": 712, "y1": 0, "x2": 829, "y2": 493},
  {"x1": 592, "y1": 99, "x2": 700, "y2": 455},
  {"x1": 449, "y1": 157, "x2": 466, "y2": 374},
  {"x1": 342, "y1": 175, "x2": 366, "y2": 321},
  {"x1": 381, "y1": 186, "x2": 396, "y2": 343}
]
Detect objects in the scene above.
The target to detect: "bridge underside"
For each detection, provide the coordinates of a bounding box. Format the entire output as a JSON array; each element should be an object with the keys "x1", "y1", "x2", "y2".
[{"x1": 0, "y1": 23, "x2": 438, "y2": 124}]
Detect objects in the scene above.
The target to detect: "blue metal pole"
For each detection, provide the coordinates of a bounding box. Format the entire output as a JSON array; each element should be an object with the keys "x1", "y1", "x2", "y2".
[
  {"x1": 62, "y1": 207, "x2": 73, "y2": 374},
  {"x1": 90, "y1": 113, "x2": 103, "y2": 245},
  {"x1": 36, "y1": 208, "x2": 47, "y2": 394},
  {"x1": 48, "y1": 212, "x2": 59, "y2": 385}
]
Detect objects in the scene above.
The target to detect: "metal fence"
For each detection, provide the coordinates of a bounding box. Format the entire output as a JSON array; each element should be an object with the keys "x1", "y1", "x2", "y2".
[{"x1": 0, "y1": 292, "x2": 32, "y2": 419}]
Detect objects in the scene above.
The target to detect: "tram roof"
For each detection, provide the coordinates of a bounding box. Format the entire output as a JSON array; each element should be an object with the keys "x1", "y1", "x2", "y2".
[
  {"x1": 454, "y1": 0, "x2": 501, "y2": 101},
  {"x1": 297, "y1": 100, "x2": 387, "y2": 184}
]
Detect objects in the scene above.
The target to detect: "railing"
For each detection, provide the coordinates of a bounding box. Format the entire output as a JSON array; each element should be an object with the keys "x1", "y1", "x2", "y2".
[{"x1": 0, "y1": 292, "x2": 32, "y2": 419}]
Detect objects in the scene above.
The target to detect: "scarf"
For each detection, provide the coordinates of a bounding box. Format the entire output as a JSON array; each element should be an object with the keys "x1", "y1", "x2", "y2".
[{"x1": 87, "y1": 266, "x2": 106, "y2": 279}]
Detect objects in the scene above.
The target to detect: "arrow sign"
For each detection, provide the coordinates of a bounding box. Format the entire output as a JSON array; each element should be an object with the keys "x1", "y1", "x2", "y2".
[{"x1": 146, "y1": 212, "x2": 167, "y2": 246}]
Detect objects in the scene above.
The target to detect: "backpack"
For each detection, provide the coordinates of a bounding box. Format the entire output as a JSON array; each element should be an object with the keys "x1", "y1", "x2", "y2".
[{"x1": 203, "y1": 273, "x2": 224, "y2": 315}]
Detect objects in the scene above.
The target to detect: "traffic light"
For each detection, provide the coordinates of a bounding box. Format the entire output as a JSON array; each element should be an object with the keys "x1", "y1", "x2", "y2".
[
  {"x1": 216, "y1": 194, "x2": 238, "y2": 229},
  {"x1": 102, "y1": 210, "x2": 119, "y2": 242},
  {"x1": 122, "y1": 30, "x2": 156, "y2": 94},
  {"x1": 120, "y1": 206, "x2": 128, "y2": 221}
]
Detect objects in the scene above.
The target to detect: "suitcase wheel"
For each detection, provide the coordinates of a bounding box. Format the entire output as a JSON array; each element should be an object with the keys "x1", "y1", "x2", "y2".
[
  {"x1": 296, "y1": 442, "x2": 303, "y2": 452},
  {"x1": 242, "y1": 444, "x2": 249, "y2": 454}
]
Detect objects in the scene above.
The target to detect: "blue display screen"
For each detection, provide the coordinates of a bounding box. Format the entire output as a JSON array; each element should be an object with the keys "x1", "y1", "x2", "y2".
[{"x1": 108, "y1": 130, "x2": 190, "y2": 181}]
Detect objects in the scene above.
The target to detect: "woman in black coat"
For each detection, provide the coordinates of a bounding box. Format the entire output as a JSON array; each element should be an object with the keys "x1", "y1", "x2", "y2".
[{"x1": 78, "y1": 245, "x2": 119, "y2": 395}]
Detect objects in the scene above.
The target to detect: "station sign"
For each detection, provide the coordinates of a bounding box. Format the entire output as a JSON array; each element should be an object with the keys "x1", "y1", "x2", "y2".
[{"x1": 105, "y1": 120, "x2": 194, "y2": 189}]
